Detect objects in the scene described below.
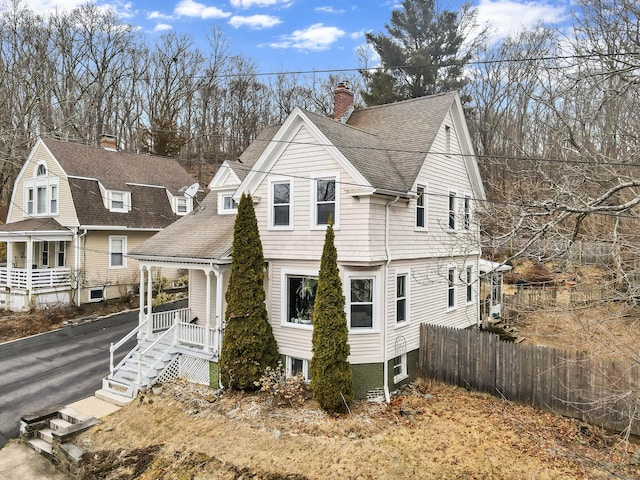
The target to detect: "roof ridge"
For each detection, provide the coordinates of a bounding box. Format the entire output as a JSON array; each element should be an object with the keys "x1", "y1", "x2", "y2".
[{"x1": 353, "y1": 90, "x2": 457, "y2": 112}]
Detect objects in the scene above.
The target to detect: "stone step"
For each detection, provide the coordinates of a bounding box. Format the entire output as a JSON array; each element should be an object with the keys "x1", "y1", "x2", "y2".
[
  {"x1": 49, "y1": 417, "x2": 74, "y2": 434},
  {"x1": 95, "y1": 388, "x2": 135, "y2": 407},
  {"x1": 38, "y1": 427, "x2": 54, "y2": 443},
  {"x1": 28, "y1": 437, "x2": 53, "y2": 456},
  {"x1": 59, "y1": 406, "x2": 93, "y2": 424}
]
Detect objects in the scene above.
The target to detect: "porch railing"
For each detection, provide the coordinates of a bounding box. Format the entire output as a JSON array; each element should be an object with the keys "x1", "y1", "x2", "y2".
[
  {"x1": 151, "y1": 307, "x2": 191, "y2": 332},
  {"x1": 0, "y1": 267, "x2": 71, "y2": 289}
]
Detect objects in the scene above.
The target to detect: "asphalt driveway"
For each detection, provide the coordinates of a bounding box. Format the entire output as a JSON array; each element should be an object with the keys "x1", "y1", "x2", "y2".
[{"x1": 0, "y1": 300, "x2": 185, "y2": 449}]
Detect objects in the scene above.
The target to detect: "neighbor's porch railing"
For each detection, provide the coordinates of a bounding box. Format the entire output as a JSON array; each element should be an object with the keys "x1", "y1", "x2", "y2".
[{"x1": 0, "y1": 267, "x2": 71, "y2": 289}]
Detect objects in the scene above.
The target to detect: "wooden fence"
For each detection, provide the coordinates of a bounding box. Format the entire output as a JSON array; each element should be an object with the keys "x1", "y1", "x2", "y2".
[
  {"x1": 505, "y1": 285, "x2": 610, "y2": 310},
  {"x1": 419, "y1": 324, "x2": 640, "y2": 436}
]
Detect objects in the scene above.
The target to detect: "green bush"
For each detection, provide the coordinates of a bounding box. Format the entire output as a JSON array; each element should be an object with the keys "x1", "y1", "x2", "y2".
[
  {"x1": 219, "y1": 193, "x2": 279, "y2": 390},
  {"x1": 310, "y1": 223, "x2": 354, "y2": 412}
]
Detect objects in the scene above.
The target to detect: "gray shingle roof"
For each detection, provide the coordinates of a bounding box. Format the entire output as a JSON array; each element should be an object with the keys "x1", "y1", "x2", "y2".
[
  {"x1": 42, "y1": 138, "x2": 196, "y2": 195},
  {"x1": 0, "y1": 217, "x2": 70, "y2": 233},
  {"x1": 128, "y1": 193, "x2": 235, "y2": 261},
  {"x1": 68, "y1": 178, "x2": 179, "y2": 229}
]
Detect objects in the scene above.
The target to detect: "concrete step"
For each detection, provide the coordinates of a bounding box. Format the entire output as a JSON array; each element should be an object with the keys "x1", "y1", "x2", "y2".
[
  {"x1": 95, "y1": 388, "x2": 136, "y2": 406},
  {"x1": 38, "y1": 427, "x2": 54, "y2": 443},
  {"x1": 49, "y1": 417, "x2": 74, "y2": 434},
  {"x1": 28, "y1": 437, "x2": 53, "y2": 456},
  {"x1": 59, "y1": 406, "x2": 93, "y2": 424}
]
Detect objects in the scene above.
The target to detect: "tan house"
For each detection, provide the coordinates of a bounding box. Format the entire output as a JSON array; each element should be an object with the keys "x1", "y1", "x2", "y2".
[
  {"x1": 0, "y1": 136, "x2": 196, "y2": 311},
  {"x1": 103, "y1": 87, "x2": 486, "y2": 401}
]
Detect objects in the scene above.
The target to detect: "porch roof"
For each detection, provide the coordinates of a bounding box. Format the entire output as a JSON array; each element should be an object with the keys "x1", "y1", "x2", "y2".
[
  {"x1": 128, "y1": 193, "x2": 234, "y2": 263},
  {"x1": 0, "y1": 218, "x2": 72, "y2": 242}
]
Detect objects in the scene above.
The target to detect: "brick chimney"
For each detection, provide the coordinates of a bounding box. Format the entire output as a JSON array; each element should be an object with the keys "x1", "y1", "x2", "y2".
[
  {"x1": 333, "y1": 81, "x2": 354, "y2": 123},
  {"x1": 99, "y1": 134, "x2": 118, "y2": 151}
]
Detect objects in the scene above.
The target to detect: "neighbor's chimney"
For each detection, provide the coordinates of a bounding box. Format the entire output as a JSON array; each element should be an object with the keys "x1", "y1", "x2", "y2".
[
  {"x1": 333, "y1": 81, "x2": 354, "y2": 123},
  {"x1": 99, "y1": 134, "x2": 118, "y2": 151}
]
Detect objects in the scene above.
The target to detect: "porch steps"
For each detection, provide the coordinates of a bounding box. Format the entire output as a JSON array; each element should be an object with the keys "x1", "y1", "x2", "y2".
[{"x1": 101, "y1": 336, "x2": 178, "y2": 399}]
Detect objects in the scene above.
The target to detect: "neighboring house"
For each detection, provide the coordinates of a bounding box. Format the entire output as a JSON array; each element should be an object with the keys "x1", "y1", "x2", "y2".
[
  {"x1": 0, "y1": 135, "x2": 197, "y2": 311},
  {"x1": 104, "y1": 85, "x2": 486, "y2": 401}
]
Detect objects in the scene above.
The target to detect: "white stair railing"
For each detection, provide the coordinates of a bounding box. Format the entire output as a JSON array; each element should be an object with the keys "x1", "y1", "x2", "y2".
[{"x1": 110, "y1": 319, "x2": 147, "y2": 376}]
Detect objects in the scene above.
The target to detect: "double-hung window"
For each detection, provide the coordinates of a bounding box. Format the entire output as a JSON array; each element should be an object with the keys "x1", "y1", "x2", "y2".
[
  {"x1": 41, "y1": 242, "x2": 49, "y2": 267},
  {"x1": 315, "y1": 177, "x2": 335, "y2": 226},
  {"x1": 109, "y1": 236, "x2": 126, "y2": 268},
  {"x1": 50, "y1": 185, "x2": 58, "y2": 214},
  {"x1": 448, "y1": 192, "x2": 457, "y2": 230},
  {"x1": 350, "y1": 278, "x2": 374, "y2": 329},
  {"x1": 57, "y1": 241, "x2": 66, "y2": 267},
  {"x1": 463, "y1": 195, "x2": 471, "y2": 230},
  {"x1": 111, "y1": 192, "x2": 125, "y2": 211},
  {"x1": 396, "y1": 273, "x2": 408, "y2": 324},
  {"x1": 26, "y1": 188, "x2": 34, "y2": 215},
  {"x1": 177, "y1": 197, "x2": 188, "y2": 214},
  {"x1": 36, "y1": 186, "x2": 47, "y2": 214},
  {"x1": 272, "y1": 181, "x2": 291, "y2": 227},
  {"x1": 466, "y1": 265, "x2": 473, "y2": 303},
  {"x1": 416, "y1": 185, "x2": 426, "y2": 229},
  {"x1": 448, "y1": 267, "x2": 456, "y2": 309}
]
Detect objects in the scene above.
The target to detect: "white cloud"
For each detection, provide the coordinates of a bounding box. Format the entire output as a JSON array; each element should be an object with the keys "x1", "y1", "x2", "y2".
[
  {"x1": 476, "y1": 0, "x2": 569, "y2": 40},
  {"x1": 148, "y1": 11, "x2": 174, "y2": 20},
  {"x1": 350, "y1": 30, "x2": 366, "y2": 40},
  {"x1": 270, "y1": 23, "x2": 345, "y2": 51},
  {"x1": 315, "y1": 6, "x2": 345, "y2": 14},
  {"x1": 153, "y1": 23, "x2": 173, "y2": 32},
  {"x1": 230, "y1": 0, "x2": 290, "y2": 8},
  {"x1": 174, "y1": 0, "x2": 231, "y2": 19},
  {"x1": 229, "y1": 14, "x2": 281, "y2": 29}
]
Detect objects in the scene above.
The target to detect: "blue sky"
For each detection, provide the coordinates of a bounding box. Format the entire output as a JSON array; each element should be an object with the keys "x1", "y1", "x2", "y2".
[{"x1": 7, "y1": 0, "x2": 572, "y2": 74}]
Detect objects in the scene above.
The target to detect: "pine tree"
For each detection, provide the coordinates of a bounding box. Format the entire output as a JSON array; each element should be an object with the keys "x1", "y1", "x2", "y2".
[
  {"x1": 310, "y1": 223, "x2": 354, "y2": 412},
  {"x1": 219, "y1": 193, "x2": 279, "y2": 390},
  {"x1": 361, "y1": 0, "x2": 485, "y2": 106}
]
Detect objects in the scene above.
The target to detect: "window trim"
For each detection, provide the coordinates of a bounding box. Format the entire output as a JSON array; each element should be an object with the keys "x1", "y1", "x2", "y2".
[
  {"x1": 466, "y1": 265, "x2": 474, "y2": 304},
  {"x1": 50, "y1": 184, "x2": 58, "y2": 215},
  {"x1": 56, "y1": 241, "x2": 66, "y2": 267},
  {"x1": 24, "y1": 175, "x2": 59, "y2": 218},
  {"x1": 281, "y1": 269, "x2": 318, "y2": 330},
  {"x1": 345, "y1": 270, "x2": 380, "y2": 332},
  {"x1": 415, "y1": 184, "x2": 427, "y2": 230},
  {"x1": 447, "y1": 266, "x2": 456, "y2": 310},
  {"x1": 393, "y1": 353, "x2": 408, "y2": 384},
  {"x1": 448, "y1": 191, "x2": 457, "y2": 231},
  {"x1": 269, "y1": 178, "x2": 293, "y2": 230},
  {"x1": 36, "y1": 163, "x2": 47, "y2": 177},
  {"x1": 310, "y1": 172, "x2": 340, "y2": 229},
  {"x1": 219, "y1": 193, "x2": 238, "y2": 214},
  {"x1": 395, "y1": 271, "x2": 409, "y2": 325},
  {"x1": 176, "y1": 197, "x2": 188, "y2": 215},
  {"x1": 89, "y1": 288, "x2": 104, "y2": 302},
  {"x1": 109, "y1": 191, "x2": 128, "y2": 213},
  {"x1": 463, "y1": 194, "x2": 471, "y2": 230},
  {"x1": 109, "y1": 235, "x2": 127, "y2": 269},
  {"x1": 445, "y1": 125, "x2": 451, "y2": 157},
  {"x1": 286, "y1": 356, "x2": 310, "y2": 381}
]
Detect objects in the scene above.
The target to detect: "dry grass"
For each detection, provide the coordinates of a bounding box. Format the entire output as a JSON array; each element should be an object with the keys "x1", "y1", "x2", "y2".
[{"x1": 76, "y1": 378, "x2": 640, "y2": 479}]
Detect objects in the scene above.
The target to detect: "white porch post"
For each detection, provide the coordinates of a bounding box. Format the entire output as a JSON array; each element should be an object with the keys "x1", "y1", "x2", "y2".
[
  {"x1": 146, "y1": 266, "x2": 153, "y2": 337},
  {"x1": 26, "y1": 237, "x2": 33, "y2": 293},
  {"x1": 139, "y1": 265, "x2": 145, "y2": 330},
  {"x1": 214, "y1": 269, "x2": 224, "y2": 357},
  {"x1": 6, "y1": 242, "x2": 12, "y2": 288},
  {"x1": 205, "y1": 269, "x2": 212, "y2": 352}
]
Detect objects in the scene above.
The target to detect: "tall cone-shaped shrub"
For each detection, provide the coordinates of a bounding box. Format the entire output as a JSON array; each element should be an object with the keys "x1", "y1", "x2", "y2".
[
  {"x1": 310, "y1": 223, "x2": 354, "y2": 412},
  {"x1": 219, "y1": 193, "x2": 279, "y2": 390}
]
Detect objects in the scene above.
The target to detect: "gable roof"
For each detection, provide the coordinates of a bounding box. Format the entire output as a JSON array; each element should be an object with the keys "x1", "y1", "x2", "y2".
[
  {"x1": 41, "y1": 137, "x2": 195, "y2": 195},
  {"x1": 128, "y1": 193, "x2": 235, "y2": 263}
]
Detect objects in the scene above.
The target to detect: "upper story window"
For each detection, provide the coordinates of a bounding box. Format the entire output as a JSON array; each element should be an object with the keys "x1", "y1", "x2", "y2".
[
  {"x1": 176, "y1": 197, "x2": 188, "y2": 215},
  {"x1": 36, "y1": 164, "x2": 47, "y2": 176},
  {"x1": 219, "y1": 194, "x2": 238, "y2": 214},
  {"x1": 445, "y1": 125, "x2": 451, "y2": 156},
  {"x1": 416, "y1": 185, "x2": 426, "y2": 229},
  {"x1": 271, "y1": 180, "x2": 291, "y2": 228},
  {"x1": 448, "y1": 191, "x2": 457, "y2": 230},
  {"x1": 315, "y1": 177, "x2": 336, "y2": 226},
  {"x1": 25, "y1": 174, "x2": 59, "y2": 218},
  {"x1": 463, "y1": 194, "x2": 471, "y2": 230},
  {"x1": 466, "y1": 265, "x2": 474, "y2": 303},
  {"x1": 107, "y1": 191, "x2": 129, "y2": 213}
]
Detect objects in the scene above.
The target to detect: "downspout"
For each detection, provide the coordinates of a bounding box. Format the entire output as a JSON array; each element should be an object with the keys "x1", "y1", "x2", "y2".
[{"x1": 383, "y1": 196, "x2": 400, "y2": 403}]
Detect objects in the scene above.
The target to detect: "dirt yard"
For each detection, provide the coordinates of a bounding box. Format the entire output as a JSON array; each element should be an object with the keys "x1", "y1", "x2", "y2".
[{"x1": 75, "y1": 378, "x2": 640, "y2": 479}]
